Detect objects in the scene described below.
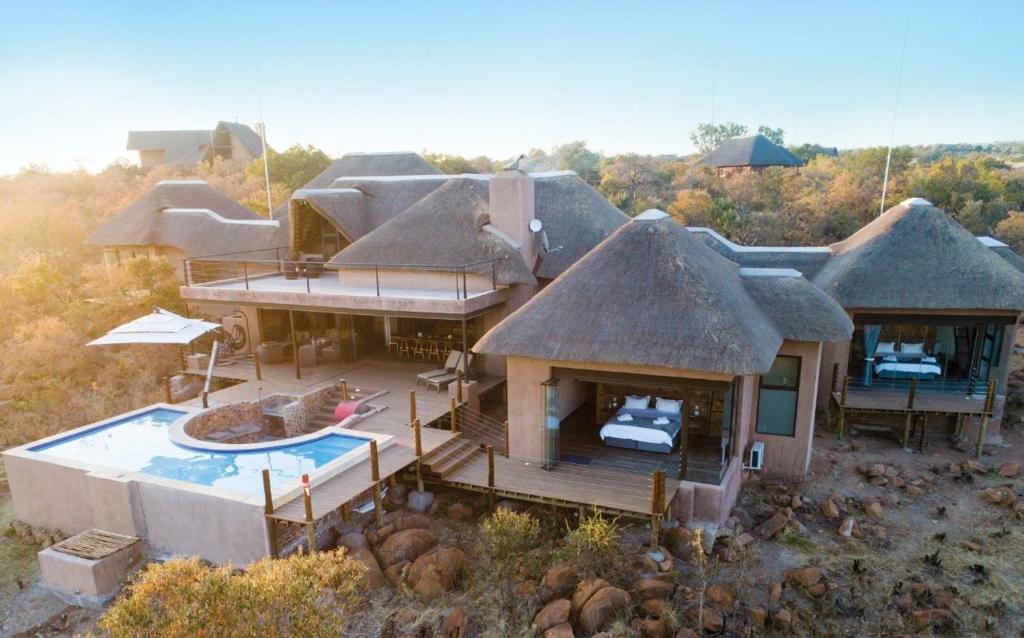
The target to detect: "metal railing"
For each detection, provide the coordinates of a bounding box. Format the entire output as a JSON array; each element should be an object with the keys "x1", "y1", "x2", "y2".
[{"x1": 183, "y1": 249, "x2": 499, "y2": 299}]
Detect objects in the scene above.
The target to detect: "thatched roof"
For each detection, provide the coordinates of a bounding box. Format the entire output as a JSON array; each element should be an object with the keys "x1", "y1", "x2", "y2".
[
  {"x1": 86, "y1": 180, "x2": 284, "y2": 257},
  {"x1": 699, "y1": 134, "x2": 804, "y2": 169},
  {"x1": 534, "y1": 173, "x2": 629, "y2": 279},
  {"x1": 272, "y1": 152, "x2": 443, "y2": 220},
  {"x1": 689, "y1": 227, "x2": 832, "y2": 278},
  {"x1": 741, "y1": 269, "x2": 853, "y2": 342},
  {"x1": 813, "y1": 198, "x2": 1024, "y2": 311},
  {"x1": 329, "y1": 178, "x2": 536, "y2": 285},
  {"x1": 980, "y1": 237, "x2": 1024, "y2": 273},
  {"x1": 475, "y1": 210, "x2": 783, "y2": 375},
  {"x1": 126, "y1": 130, "x2": 212, "y2": 164},
  {"x1": 214, "y1": 121, "x2": 265, "y2": 157}
]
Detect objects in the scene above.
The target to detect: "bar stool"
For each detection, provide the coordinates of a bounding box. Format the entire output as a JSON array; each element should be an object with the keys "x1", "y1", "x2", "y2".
[
  {"x1": 387, "y1": 337, "x2": 401, "y2": 356},
  {"x1": 428, "y1": 340, "x2": 442, "y2": 361},
  {"x1": 398, "y1": 338, "x2": 412, "y2": 358},
  {"x1": 413, "y1": 339, "x2": 427, "y2": 360}
]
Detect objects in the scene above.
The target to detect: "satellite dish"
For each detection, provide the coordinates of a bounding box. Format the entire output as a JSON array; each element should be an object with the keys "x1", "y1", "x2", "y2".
[{"x1": 529, "y1": 219, "x2": 543, "y2": 233}]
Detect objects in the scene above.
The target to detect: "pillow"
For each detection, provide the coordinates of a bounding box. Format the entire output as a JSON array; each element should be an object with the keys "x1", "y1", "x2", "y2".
[
  {"x1": 901, "y1": 342, "x2": 924, "y2": 354},
  {"x1": 624, "y1": 395, "x2": 650, "y2": 410},
  {"x1": 876, "y1": 341, "x2": 896, "y2": 355},
  {"x1": 655, "y1": 397, "x2": 682, "y2": 414}
]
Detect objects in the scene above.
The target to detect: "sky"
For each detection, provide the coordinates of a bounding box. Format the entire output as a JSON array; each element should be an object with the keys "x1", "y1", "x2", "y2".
[{"x1": 1, "y1": 1, "x2": 1023, "y2": 175}]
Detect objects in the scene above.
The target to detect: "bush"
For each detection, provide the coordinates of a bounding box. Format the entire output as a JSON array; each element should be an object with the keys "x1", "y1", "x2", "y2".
[
  {"x1": 564, "y1": 509, "x2": 623, "y2": 578},
  {"x1": 480, "y1": 508, "x2": 540, "y2": 563},
  {"x1": 99, "y1": 551, "x2": 365, "y2": 638}
]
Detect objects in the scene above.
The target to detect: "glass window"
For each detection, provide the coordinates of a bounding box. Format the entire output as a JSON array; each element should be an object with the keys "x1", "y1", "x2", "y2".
[{"x1": 757, "y1": 356, "x2": 800, "y2": 436}]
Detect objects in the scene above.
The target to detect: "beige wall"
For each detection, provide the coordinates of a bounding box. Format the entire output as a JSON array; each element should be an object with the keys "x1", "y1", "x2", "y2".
[
  {"x1": 338, "y1": 268, "x2": 496, "y2": 295},
  {"x1": 138, "y1": 149, "x2": 165, "y2": 168},
  {"x1": 748, "y1": 340, "x2": 822, "y2": 478}
]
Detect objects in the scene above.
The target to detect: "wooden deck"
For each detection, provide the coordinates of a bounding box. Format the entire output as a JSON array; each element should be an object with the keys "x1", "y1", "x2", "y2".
[{"x1": 834, "y1": 388, "x2": 990, "y2": 416}]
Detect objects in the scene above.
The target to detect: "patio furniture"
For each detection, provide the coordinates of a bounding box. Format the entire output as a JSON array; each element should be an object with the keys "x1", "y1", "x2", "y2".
[
  {"x1": 398, "y1": 337, "x2": 412, "y2": 358},
  {"x1": 426, "y1": 353, "x2": 474, "y2": 392},
  {"x1": 428, "y1": 340, "x2": 442, "y2": 361},
  {"x1": 258, "y1": 342, "x2": 287, "y2": 364},
  {"x1": 416, "y1": 350, "x2": 463, "y2": 386},
  {"x1": 298, "y1": 343, "x2": 317, "y2": 367},
  {"x1": 387, "y1": 337, "x2": 401, "y2": 356},
  {"x1": 413, "y1": 339, "x2": 427, "y2": 360}
]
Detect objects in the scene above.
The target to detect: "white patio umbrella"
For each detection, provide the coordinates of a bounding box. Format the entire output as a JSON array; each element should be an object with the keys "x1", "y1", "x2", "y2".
[{"x1": 88, "y1": 308, "x2": 223, "y2": 406}]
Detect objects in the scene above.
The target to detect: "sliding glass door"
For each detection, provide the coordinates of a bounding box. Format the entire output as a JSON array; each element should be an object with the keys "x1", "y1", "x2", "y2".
[{"x1": 542, "y1": 378, "x2": 560, "y2": 469}]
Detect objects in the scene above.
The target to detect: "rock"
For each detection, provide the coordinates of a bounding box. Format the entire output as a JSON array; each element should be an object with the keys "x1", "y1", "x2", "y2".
[
  {"x1": 905, "y1": 484, "x2": 925, "y2": 497},
  {"x1": 406, "y1": 548, "x2": 467, "y2": 600},
  {"x1": 862, "y1": 463, "x2": 886, "y2": 477},
  {"x1": 378, "y1": 528, "x2": 437, "y2": 566},
  {"x1": 837, "y1": 517, "x2": 856, "y2": 538},
  {"x1": 386, "y1": 483, "x2": 409, "y2": 508},
  {"x1": 384, "y1": 561, "x2": 409, "y2": 586},
  {"x1": 786, "y1": 566, "x2": 824, "y2": 588},
  {"x1": 962, "y1": 459, "x2": 987, "y2": 474},
  {"x1": 448, "y1": 502, "x2": 474, "y2": 521},
  {"x1": 864, "y1": 501, "x2": 883, "y2": 517},
  {"x1": 541, "y1": 564, "x2": 575, "y2": 601},
  {"x1": 890, "y1": 476, "x2": 905, "y2": 488},
  {"x1": 882, "y1": 493, "x2": 901, "y2": 507},
  {"x1": 769, "y1": 582, "x2": 783, "y2": 603},
  {"x1": 393, "y1": 513, "x2": 433, "y2": 531},
  {"x1": 572, "y1": 577, "x2": 609, "y2": 613},
  {"x1": 998, "y1": 463, "x2": 1020, "y2": 478},
  {"x1": 746, "y1": 606, "x2": 767, "y2": 627},
  {"x1": 339, "y1": 531, "x2": 370, "y2": 551},
  {"x1": 982, "y1": 486, "x2": 1016, "y2": 506},
  {"x1": 634, "y1": 578, "x2": 674, "y2": 601},
  {"x1": 699, "y1": 608, "x2": 724, "y2": 633},
  {"x1": 735, "y1": 532, "x2": 755, "y2": 547},
  {"x1": 774, "y1": 607, "x2": 792, "y2": 625},
  {"x1": 947, "y1": 462, "x2": 963, "y2": 477},
  {"x1": 544, "y1": 623, "x2": 575, "y2": 638},
  {"x1": 641, "y1": 598, "x2": 666, "y2": 617},
  {"x1": 396, "y1": 603, "x2": 423, "y2": 625},
  {"x1": 755, "y1": 512, "x2": 788, "y2": 539},
  {"x1": 406, "y1": 490, "x2": 435, "y2": 513},
  {"x1": 514, "y1": 579, "x2": 539, "y2": 598},
  {"x1": 912, "y1": 608, "x2": 952, "y2": 629},
  {"x1": 706, "y1": 583, "x2": 735, "y2": 608},
  {"x1": 675, "y1": 630, "x2": 699, "y2": 638},
  {"x1": 533, "y1": 599, "x2": 570, "y2": 633},
  {"x1": 791, "y1": 494, "x2": 803, "y2": 508},
  {"x1": 819, "y1": 498, "x2": 840, "y2": 519},
  {"x1": 807, "y1": 583, "x2": 827, "y2": 597},
  {"x1": 631, "y1": 617, "x2": 668, "y2": 638},
  {"x1": 578, "y1": 586, "x2": 631, "y2": 635},
  {"x1": 441, "y1": 607, "x2": 470, "y2": 638},
  {"x1": 339, "y1": 534, "x2": 387, "y2": 590},
  {"x1": 961, "y1": 540, "x2": 983, "y2": 553},
  {"x1": 663, "y1": 526, "x2": 695, "y2": 559}
]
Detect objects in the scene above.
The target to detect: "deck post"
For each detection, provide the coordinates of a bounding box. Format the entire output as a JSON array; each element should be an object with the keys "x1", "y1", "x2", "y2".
[
  {"x1": 906, "y1": 378, "x2": 917, "y2": 410},
  {"x1": 289, "y1": 310, "x2": 301, "y2": 380},
  {"x1": 262, "y1": 469, "x2": 279, "y2": 559},
  {"x1": 339, "y1": 379, "x2": 349, "y2": 403},
  {"x1": 414, "y1": 419, "x2": 425, "y2": 492},
  {"x1": 827, "y1": 363, "x2": 839, "y2": 420},
  {"x1": 370, "y1": 440, "x2": 384, "y2": 527},
  {"x1": 650, "y1": 470, "x2": 666, "y2": 549},
  {"x1": 456, "y1": 370, "x2": 463, "y2": 404},
  {"x1": 503, "y1": 420, "x2": 510, "y2": 458},
  {"x1": 409, "y1": 390, "x2": 417, "y2": 425},
  {"x1": 341, "y1": 502, "x2": 352, "y2": 522},
  {"x1": 902, "y1": 413, "x2": 913, "y2": 450},
  {"x1": 679, "y1": 419, "x2": 689, "y2": 480},
  {"x1": 977, "y1": 381, "x2": 996, "y2": 459},
  {"x1": 450, "y1": 398, "x2": 458, "y2": 433},
  {"x1": 486, "y1": 445, "x2": 495, "y2": 509},
  {"x1": 302, "y1": 473, "x2": 315, "y2": 554},
  {"x1": 837, "y1": 376, "x2": 849, "y2": 440},
  {"x1": 163, "y1": 376, "x2": 173, "y2": 404}
]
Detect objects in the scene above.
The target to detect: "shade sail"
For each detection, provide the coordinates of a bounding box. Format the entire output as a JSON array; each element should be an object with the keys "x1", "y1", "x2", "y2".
[{"x1": 88, "y1": 308, "x2": 220, "y2": 346}]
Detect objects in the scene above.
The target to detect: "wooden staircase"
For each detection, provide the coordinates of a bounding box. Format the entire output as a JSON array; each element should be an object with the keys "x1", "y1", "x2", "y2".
[
  {"x1": 421, "y1": 434, "x2": 482, "y2": 480},
  {"x1": 305, "y1": 386, "x2": 345, "y2": 433}
]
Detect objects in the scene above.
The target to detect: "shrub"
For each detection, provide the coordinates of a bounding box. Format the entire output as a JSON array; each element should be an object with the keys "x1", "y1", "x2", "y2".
[
  {"x1": 564, "y1": 509, "x2": 623, "y2": 578},
  {"x1": 480, "y1": 508, "x2": 540, "y2": 563},
  {"x1": 99, "y1": 551, "x2": 365, "y2": 638}
]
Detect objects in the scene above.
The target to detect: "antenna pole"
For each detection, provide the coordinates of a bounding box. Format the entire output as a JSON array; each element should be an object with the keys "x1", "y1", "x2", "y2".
[
  {"x1": 879, "y1": 19, "x2": 910, "y2": 216},
  {"x1": 256, "y1": 62, "x2": 273, "y2": 217}
]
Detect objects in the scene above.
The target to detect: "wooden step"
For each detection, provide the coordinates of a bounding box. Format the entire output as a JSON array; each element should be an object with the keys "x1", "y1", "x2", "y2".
[
  {"x1": 420, "y1": 435, "x2": 465, "y2": 464},
  {"x1": 436, "y1": 448, "x2": 482, "y2": 480},
  {"x1": 423, "y1": 438, "x2": 475, "y2": 469},
  {"x1": 426, "y1": 441, "x2": 482, "y2": 479}
]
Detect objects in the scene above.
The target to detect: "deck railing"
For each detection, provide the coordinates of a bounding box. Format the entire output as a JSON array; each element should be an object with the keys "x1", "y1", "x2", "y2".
[{"x1": 183, "y1": 247, "x2": 499, "y2": 299}]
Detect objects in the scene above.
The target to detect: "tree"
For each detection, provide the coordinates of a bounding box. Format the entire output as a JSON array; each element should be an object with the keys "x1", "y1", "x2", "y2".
[
  {"x1": 551, "y1": 141, "x2": 601, "y2": 184},
  {"x1": 245, "y1": 144, "x2": 332, "y2": 193},
  {"x1": 757, "y1": 125, "x2": 785, "y2": 145},
  {"x1": 690, "y1": 122, "x2": 748, "y2": 154},
  {"x1": 598, "y1": 154, "x2": 672, "y2": 214},
  {"x1": 995, "y1": 211, "x2": 1024, "y2": 254},
  {"x1": 422, "y1": 153, "x2": 478, "y2": 174}
]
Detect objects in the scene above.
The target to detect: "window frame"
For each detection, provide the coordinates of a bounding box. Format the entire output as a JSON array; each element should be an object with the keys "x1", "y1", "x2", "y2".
[{"x1": 755, "y1": 355, "x2": 801, "y2": 437}]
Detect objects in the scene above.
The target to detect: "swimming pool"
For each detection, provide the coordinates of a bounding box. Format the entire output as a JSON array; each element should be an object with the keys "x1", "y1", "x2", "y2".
[{"x1": 30, "y1": 408, "x2": 368, "y2": 497}]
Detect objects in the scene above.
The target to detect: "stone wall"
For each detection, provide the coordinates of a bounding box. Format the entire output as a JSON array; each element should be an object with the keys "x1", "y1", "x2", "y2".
[
  {"x1": 281, "y1": 385, "x2": 338, "y2": 436},
  {"x1": 184, "y1": 401, "x2": 263, "y2": 441}
]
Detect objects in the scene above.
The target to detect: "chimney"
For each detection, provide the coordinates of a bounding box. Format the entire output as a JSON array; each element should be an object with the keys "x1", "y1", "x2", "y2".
[{"x1": 488, "y1": 169, "x2": 537, "y2": 268}]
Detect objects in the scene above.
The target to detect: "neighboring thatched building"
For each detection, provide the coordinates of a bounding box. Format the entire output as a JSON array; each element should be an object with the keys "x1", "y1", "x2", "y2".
[
  {"x1": 699, "y1": 134, "x2": 804, "y2": 173},
  {"x1": 475, "y1": 210, "x2": 852, "y2": 523},
  {"x1": 127, "y1": 121, "x2": 267, "y2": 168},
  {"x1": 86, "y1": 179, "x2": 283, "y2": 278}
]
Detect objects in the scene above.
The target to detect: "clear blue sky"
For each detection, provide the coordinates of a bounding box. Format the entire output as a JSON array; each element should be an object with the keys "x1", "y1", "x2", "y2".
[{"x1": 1, "y1": 1, "x2": 1022, "y2": 174}]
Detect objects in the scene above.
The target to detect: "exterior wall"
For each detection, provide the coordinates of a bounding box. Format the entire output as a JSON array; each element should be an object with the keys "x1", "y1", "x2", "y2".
[
  {"x1": 138, "y1": 149, "x2": 165, "y2": 168},
  {"x1": 817, "y1": 340, "x2": 850, "y2": 410},
  {"x1": 749, "y1": 340, "x2": 822, "y2": 478}
]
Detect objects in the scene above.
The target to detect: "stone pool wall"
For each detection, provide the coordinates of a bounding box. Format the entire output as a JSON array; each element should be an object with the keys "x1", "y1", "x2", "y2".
[
  {"x1": 280, "y1": 385, "x2": 338, "y2": 435},
  {"x1": 184, "y1": 401, "x2": 264, "y2": 441}
]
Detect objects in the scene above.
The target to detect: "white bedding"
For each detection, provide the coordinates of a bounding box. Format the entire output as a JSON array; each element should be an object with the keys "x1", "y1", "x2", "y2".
[
  {"x1": 874, "y1": 361, "x2": 942, "y2": 376},
  {"x1": 599, "y1": 422, "x2": 675, "y2": 447}
]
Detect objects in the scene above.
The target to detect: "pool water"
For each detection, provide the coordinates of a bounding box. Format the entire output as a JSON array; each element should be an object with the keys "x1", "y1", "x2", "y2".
[{"x1": 30, "y1": 408, "x2": 367, "y2": 497}]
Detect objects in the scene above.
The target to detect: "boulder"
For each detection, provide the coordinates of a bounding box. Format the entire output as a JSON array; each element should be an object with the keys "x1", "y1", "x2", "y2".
[
  {"x1": 961, "y1": 460, "x2": 987, "y2": 474},
  {"x1": 386, "y1": 483, "x2": 409, "y2": 508},
  {"x1": 406, "y1": 490, "x2": 435, "y2": 513},
  {"x1": 905, "y1": 484, "x2": 925, "y2": 497},
  {"x1": 998, "y1": 463, "x2": 1020, "y2": 478},
  {"x1": 572, "y1": 577, "x2": 610, "y2": 613},
  {"x1": 837, "y1": 517, "x2": 857, "y2": 538},
  {"x1": 514, "y1": 579, "x2": 539, "y2": 598},
  {"x1": 746, "y1": 606, "x2": 767, "y2": 627},
  {"x1": 631, "y1": 617, "x2": 668, "y2": 638},
  {"x1": 544, "y1": 623, "x2": 575, "y2": 638},
  {"x1": 338, "y1": 535, "x2": 387, "y2": 590},
  {"x1": 774, "y1": 607, "x2": 792, "y2": 626},
  {"x1": 541, "y1": 564, "x2": 575, "y2": 601},
  {"x1": 912, "y1": 608, "x2": 952, "y2": 629},
  {"x1": 864, "y1": 501, "x2": 883, "y2": 517},
  {"x1": 406, "y1": 548, "x2": 467, "y2": 600},
  {"x1": 378, "y1": 528, "x2": 437, "y2": 567},
  {"x1": 448, "y1": 502, "x2": 474, "y2": 521},
  {"x1": 700, "y1": 608, "x2": 724, "y2": 633},
  {"x1": 393, "y1": 513, "x2": 433, "y2": 531},
  {"x1": 578, "y1": 586, "x2": 631, "y2": 635},
  {"x1": 706, "y1": 583, "x2": 735, "y2": 608},
  {"x1": 786, "y1": 566, "x2": 824, "y2": 588},
  {"x1": 755, "y1": 512, "x2": 788, "y2": 539},
  {"x1": 769, "y1": 582, "x2": 783, "y2": 603},
  {"x1": 441, "y1": 607, "x2": 470, "y2": 638},
  {"x1": 663, "y1": 526, "x2": 696, "y2": 559},
  {"x1": 819, "y1": 498, "x2": 840, "y2": 519},
  {"x1": 384, "y1": 561, "x2": 409, "y2": 586},
  {"x1": 533, "y1": 599, "x2": 570, "y2": 633},
  {"x1": 675, "y1": 630, "x2": 699, "y2": 638},
  {"x1": 634, "y1": 578, "x2": 674, "y2": 601}
]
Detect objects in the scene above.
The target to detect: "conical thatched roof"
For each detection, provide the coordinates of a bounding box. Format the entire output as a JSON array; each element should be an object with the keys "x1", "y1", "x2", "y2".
[
  {"x1": 214, "y1": 121, "x2": 265, "y2": 157},
  {"x1": 86, "y1": 180, "x2": 283, "y2": 257},
  {"x1": 813, "y1": 198, "x2": 1024, "y2": 311},
  {"x1": 699, "y1": 134, "x2": 804, "y2": 169},
  {"x1": 534, "y1": 173, "x2": 629, "y2": 279},
  {"x1": 272, "y1": 152, "x2": 443, "y2": 219},
  {"x1": 328, "y1": 178, "x2": 536, "y2": 285},
  {"x1": 741, "y1": 270, "x2": 853, "y2": 342},
  {"x1": 475, "y1": 210, "x2": 783, "y2": 375}
]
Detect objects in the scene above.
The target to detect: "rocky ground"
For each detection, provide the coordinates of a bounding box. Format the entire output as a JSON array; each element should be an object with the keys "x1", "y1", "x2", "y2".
[{"x1": 1, "y1": 425, "x2": 1022, "y2": 637}]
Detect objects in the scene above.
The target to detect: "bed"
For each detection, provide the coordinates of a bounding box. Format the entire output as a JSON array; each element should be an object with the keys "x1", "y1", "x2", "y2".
[
  {"x1": 874, "y1": 356, "x2": 942, "y2": 380},
  {"x1": 599, "y1": 397, "x2": 683, "y2": 454}
]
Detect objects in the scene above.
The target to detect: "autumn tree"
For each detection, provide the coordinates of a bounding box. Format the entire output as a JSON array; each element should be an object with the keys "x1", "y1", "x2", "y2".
[
  {"x1": 690, "y1": 122, "x2": 748, "y2": 153},
  {"x1": 757, "y1": 125, "x2": 785, "y2": 145}
]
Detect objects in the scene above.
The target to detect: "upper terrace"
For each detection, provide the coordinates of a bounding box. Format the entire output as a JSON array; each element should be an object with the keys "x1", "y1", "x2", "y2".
[{"x1": 180, "y1": 247, "x2": 506, "y2": 318}]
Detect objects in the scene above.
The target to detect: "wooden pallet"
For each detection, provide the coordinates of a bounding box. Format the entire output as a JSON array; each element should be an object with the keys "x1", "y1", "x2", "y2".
[{"x1": 52, "y1": 529, "x2": 140, "y2": 560}]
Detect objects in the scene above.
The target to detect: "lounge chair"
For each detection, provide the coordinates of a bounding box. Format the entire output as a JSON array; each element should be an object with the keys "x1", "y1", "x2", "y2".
[
  {"x1": 416, "y1": 350, "x2": 462, "y2": 386},
  {"x1": 426, "y1": 354, "x2": 474, "y2": 393}
]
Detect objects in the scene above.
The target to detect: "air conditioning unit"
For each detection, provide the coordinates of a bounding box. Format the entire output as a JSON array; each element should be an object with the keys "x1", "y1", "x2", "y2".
[{"x1": 748, "y1": 441, "x2": 766, "y2": 470}]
